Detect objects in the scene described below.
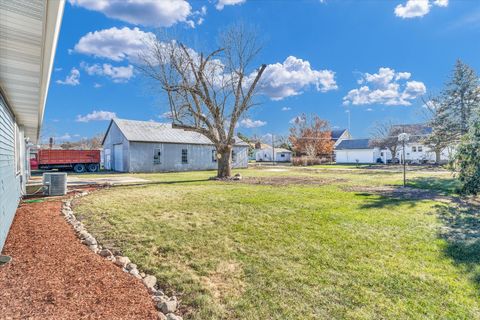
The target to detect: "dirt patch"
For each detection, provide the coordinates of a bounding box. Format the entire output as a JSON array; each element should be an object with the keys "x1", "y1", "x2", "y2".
[
  {"x1": 342, "y1": 185, "x2": 450, "y2": 201},
  {"x1": 0, "y1": 196, "x2": 157, "y2": 319},
  {"x1": 237, "y1": 176, "x2": 344, "y2": 186}
]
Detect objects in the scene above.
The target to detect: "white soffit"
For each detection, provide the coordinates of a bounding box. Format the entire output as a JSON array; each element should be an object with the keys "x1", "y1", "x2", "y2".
[{"x1": 0, "y1": 0, "x2": 64, "y2": 143}]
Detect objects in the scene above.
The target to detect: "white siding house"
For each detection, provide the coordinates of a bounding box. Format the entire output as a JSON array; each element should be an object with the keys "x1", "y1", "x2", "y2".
[
  {"x1": 335, "y1": 139, "x2": 381, "y2": 164},
  {"x1": 255, "y1": 147, "x2": 292, "y2": 162},
  {"x1": 0, "y1": 0, "x2": 64, "y2": 251},
  {"x1": 102, "y1": 119, "x2": 249, "y2": 172}
]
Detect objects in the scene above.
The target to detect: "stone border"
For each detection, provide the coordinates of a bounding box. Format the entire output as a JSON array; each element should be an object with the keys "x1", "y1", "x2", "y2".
[{"x1": 62, "y1": 190, "x2": 183, "y2": 320}]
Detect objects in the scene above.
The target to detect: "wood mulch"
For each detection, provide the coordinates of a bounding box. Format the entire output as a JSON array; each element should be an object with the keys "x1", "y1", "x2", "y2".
[{"x1": 0, "y1": 195, "x2": 158, "y2": 319}]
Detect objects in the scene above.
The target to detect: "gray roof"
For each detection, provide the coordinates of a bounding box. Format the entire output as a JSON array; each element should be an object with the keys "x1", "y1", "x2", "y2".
[
  {"x1": 335, "y1": 139, "x2": 372, "y2": 150},
  {"x1": 331, "y1": 129, "x2": 347, "y2": 140},
  {"x1": 106, "y1": 118, "x2": 248, "y2": 146}
]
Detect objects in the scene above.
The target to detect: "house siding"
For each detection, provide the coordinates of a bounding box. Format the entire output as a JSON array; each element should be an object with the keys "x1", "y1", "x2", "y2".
[
  {"x1": 129, "y1": 142, "x2": 248, "y2": 172},
  {"x1": 0, "y1": 95, "x2": 22, "y2": 251}
]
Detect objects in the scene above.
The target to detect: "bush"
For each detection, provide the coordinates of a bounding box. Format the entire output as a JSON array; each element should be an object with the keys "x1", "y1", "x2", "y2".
[{"x1": 292, "y1": 156, "x2": 330, "y2": 166}]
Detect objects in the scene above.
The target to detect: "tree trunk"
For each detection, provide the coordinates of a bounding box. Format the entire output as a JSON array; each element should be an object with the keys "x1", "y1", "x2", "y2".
[
  {"x1": 217, "y1": 145, "x2": 232, "y2": 178},
  {"x1": 435, "y1": 149, "x2": 441, "y2": 164}
]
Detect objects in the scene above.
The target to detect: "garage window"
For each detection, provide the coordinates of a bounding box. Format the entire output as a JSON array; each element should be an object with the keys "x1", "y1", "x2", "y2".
[
  {"x1": 153, "y1": 148, "x2": 161, "y2": 164},
  {"x1": 412, "y1": 146, "x2": 417, "y2": 152},
  {"x1": 181, "y1": 149, "x2": 188, "y2": 164},
  {"x1": 212, "y1": 150, "x2": 217, "y2": 162},
  {"x1": 232, "y1": 150, "x2": 236, "y2": 163},
  {"x1": 418, "y1": 146, "x2": 423, "y2": 152}
]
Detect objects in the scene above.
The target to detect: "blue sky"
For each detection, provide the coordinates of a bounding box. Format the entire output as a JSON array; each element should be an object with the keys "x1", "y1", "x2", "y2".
[{"x1": 44, "y1": 0, "x2": 480, "y2": 143}]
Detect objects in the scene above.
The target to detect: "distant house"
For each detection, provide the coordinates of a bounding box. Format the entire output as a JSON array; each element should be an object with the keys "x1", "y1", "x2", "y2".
[
  {"x1": 383, "y1": 124, "x2": 453, "y2": 163},
  {"x1": 334, "y1": 139, "x2": 381, "y2": 164},
  {"x1": 102, "y1": 119, "x2": 249, "y2": 172},
  {"x1": 255, "y1": 147, "x2": 292, "y2": 162}
]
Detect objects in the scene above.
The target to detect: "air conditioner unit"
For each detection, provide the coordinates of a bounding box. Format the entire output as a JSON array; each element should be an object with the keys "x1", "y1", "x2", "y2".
[{"x1": 43, "y1": 172, "x2": 67, "y2": 196}]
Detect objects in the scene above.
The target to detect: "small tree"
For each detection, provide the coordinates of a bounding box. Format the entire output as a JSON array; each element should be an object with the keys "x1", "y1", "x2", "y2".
[
  {"x1": 289, "y1": 113, "x2": 333, "y2": 158},
  {"x1": 369, "y1": 120, "x2": 402, "y2": 161},
  {"x1": 455, "y1": 119, "x2": 480, "y2": 195},
  {"x1": 139, "y1": 24, "x2": 266, "y2": 178}
]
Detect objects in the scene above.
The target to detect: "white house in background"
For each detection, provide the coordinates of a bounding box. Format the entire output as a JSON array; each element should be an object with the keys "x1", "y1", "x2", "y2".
[
  {"x1": 381, "y1": 124, "x2": 454, "y2": 164},
  {"x1": 334, "y1": 139, "x2": 381, "y2": 164},
  {"x1": 0, "y1": 0, "x2": 64, "y2": 251},
  {"x1": 331, "y1": 129, "x2": 352, "y2": 147},
  {"x1": 255, "y1": 147, "x2": 292, "y2": 162},
  {"x1": 102, "y1": 119, "x2": 249, "y2": 172}
]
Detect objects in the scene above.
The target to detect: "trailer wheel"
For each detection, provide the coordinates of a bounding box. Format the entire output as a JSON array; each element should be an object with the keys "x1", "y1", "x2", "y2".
[
  {"x1": 73, "y1": 163, "x2": 86, "y2": 173},
  {"x1": 87, "y1": 163, "x2": 99, "y2": 172}
]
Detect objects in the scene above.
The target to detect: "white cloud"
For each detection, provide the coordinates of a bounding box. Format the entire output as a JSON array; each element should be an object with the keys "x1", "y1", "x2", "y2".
[
  {"x1": 216, "y1": 0, "x2": 246, "y2": 10},
  {"x1": 94, "y1": 83, "x2": 102, "y2": 88},
  {"x1": 81, "y1": 62, "x2": 134, "y2": 83},
  {"x1": 56, "y1": 133, "x2": 72, "y2": 141},
  {"x1": 54, "y1": 67, "x2": 63, "y2": 72},
  {"x1": 289, "y1": 115, "x2": 306, "y2": 125},
  {"x1": 69, "y1": 0, "x2": 194, "y2": 27},
  {"x1": 281, "y1": 107, "x2": 291, "y2": 111},
  {"x1": 255, "y1": 56, "x2": 337, "y2": 101},
  {"x1": 239, "y1": 118, "x2": 267, "y2": 128},
  {"x1": 434, "y1": 0, "x2": 448, "y2": 7},
  {"x1": 56, "y1": 68, "x2": 80, "y2": 86},
  {"x1": 76, "y1": 110, "x2": 117, "y2": 122},
  {"x1": 394, "y1": 0, "x2": 448, "y2": 19},
  {"x1": 343, "y1": 67, "x2": 426, "y2": 106},
  {"x1": 159, "y1": 111, "x2": 174, "y2": 119},
  {"x1": 366, "y1": 108, "x2": 373, "y2": 112},
  {"x1": 74, "y1": 27, "x2": 155, "y2": 62}
]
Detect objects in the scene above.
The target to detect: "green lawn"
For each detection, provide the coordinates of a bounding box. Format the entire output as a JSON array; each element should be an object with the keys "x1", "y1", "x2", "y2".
[{"x1": 74, "y1": 166, "x2": 479, "y2": 319}]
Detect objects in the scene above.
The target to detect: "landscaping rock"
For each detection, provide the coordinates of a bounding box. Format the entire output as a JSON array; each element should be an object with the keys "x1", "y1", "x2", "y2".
[
  {"x1": 152, "y1": 295, "x2": 168, "y2": 304},
  {"x1": 157, "y1": 312, "x2": 167, "y2": 320},
  {"x1": 140, "y1": 272, "x2": 146, "y2": 278},
  {"x1": 143, "y1": 275, "x2": 157, "y2": 288},
  {"x1": 158, "y1": 300, "x2": 177, "y2": 314},
  {"x1": 88, "y1": 245, "x2": 98, "y2": 252},
  {"x1": 166, "y1": 313, "x2": 182, "y2": 320},
  {"x1": 114, "y1": 256, "x2": 131, "y2": 268},
  {"x1": 82, "y1": 236, "x2": 97, "y2": 246},
  {"x1": 126, "y1": 263, "x2": 137, "y2": 271},
  {"x1": 233, "y1": 173, "x2": 242, "y2": 180},
  {"x1": 99, "y1": 248, "x2": 113, "y2": 258},
  {"x1": 78, "y1": 230, "x2": 90, "y2": 239},
  {"x1": 129, "y1": 268, "x2": 142, "y2": 279}
]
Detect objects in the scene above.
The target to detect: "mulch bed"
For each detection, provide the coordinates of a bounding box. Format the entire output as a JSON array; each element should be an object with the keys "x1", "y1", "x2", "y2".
[{"x1": 0, "y1": 196, "x2": 158, "y2": 319}]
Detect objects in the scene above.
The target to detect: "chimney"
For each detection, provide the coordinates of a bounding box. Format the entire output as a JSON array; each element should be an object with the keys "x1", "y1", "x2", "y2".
[
  {"x1": 49, "y1": 137, "x2": 54, "y2": 149},
  {"x1": 255, "y1": 141, "x2": 261, "y2": 149}
]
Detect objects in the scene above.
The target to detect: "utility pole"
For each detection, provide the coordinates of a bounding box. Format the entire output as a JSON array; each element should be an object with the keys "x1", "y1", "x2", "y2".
[
  {"x1": 398, "y1": 133, "x2": 410, "y2": 188},
  {"x1": 272, "y1": 134, "x2": 275, "y2": 166}
]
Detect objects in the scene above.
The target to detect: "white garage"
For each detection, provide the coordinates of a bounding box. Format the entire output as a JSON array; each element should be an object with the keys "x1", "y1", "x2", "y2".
[{"x1": 334, "y1": 139, "x2": 381, "y2": 164}]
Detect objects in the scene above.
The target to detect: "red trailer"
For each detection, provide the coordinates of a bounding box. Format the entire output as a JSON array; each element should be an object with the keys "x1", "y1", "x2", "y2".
[{"x1": 30, "y1": 149, "x2": 101, "y2": 173}]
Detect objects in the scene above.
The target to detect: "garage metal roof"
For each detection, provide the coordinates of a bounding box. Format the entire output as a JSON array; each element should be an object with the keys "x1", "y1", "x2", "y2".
[
  {"x1": 109, "y1": 118, "x2": 248, "y2": 146},
  {"x1": 0, "y1": 0, "x2": 65, "y2": 142}
]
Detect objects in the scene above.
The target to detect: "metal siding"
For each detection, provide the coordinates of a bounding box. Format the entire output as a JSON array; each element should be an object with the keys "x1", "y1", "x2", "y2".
[
  {"x1": 102, "y1": 121, "x2": 130, "y2": 172},
  {"x1": 129, "y1": 142, "x2": 248, "y2": 172},
  {"x1": 0, "y1": 97, "x2": 21, "y2": 252}
]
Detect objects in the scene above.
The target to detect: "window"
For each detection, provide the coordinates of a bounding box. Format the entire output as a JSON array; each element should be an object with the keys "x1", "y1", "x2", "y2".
[
  {"x1": 181, "y1": 149, "x2": 188, "y2": 164},
  {"x1": 281, "y1": 154, "x2": 285, "y2": 158},
  {"x1": 381, "y1": 152, "x2": 384, "y2": 156},
  {"x1": 232, "y1": 150, "x2": 236, "y2": 162},
  {"x1": 418, "y1": 146, "x2": 423, "y2": 152},
  {"x1": 153, "y1": 148, "x2": 161, "y2": 164},
  {"x1": 412, "y1": 146, "x2": 417, "y2": 152},
  {"x1": 212, "y1": 150, "x2": 217, "y2": 162}
]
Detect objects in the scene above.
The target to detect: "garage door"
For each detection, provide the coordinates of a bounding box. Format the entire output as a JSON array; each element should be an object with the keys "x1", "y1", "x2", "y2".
[{"x1": 113, "y1": 144, "x2": 123, "y2": 172}]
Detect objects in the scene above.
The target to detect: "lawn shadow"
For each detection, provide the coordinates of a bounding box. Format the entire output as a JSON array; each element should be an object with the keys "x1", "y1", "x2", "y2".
[
  {"x1": 348, "y1": 185, "x2": 444, "y2": 209},
  {"x1": 408, "y1": 177, "x2": 459, "y2": 196},
  {"x1": 436, "y1": 198, "x2": 480, "y2": 290}
]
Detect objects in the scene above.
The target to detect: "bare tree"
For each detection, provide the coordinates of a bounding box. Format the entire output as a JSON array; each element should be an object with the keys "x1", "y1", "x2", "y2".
[
  {"x1": 369, "y1": 120, "x2": 401, "y2": 161},
  {"x1": 139, "y1": 24, "x2": 266, "y2": 178}
]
